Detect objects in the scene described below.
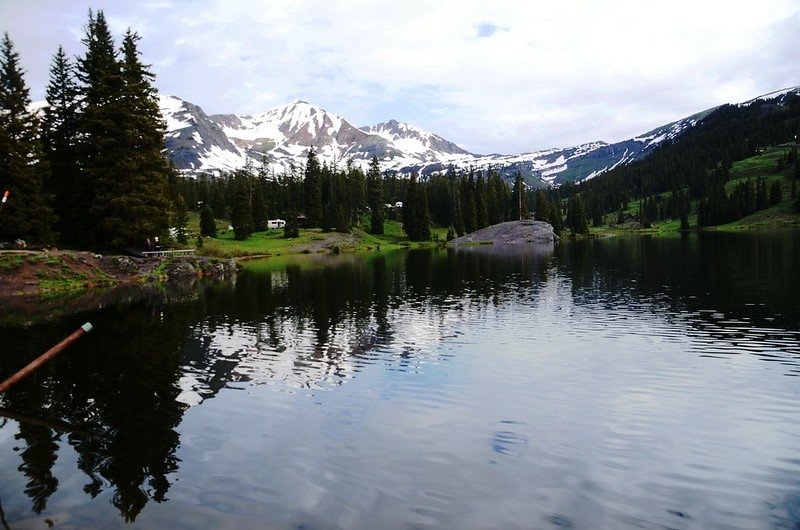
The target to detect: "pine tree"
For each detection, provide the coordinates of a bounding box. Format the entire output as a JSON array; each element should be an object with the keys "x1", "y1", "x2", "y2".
[
  {"x1": 679, "y1": 192, "x2": 690, "y2": 230},
  {"x1": 475, "y1": 174, "x2": 489, "y2": 228},
  {"x1": 284, "y1": 211, "x2": 299, "y2": 238},
  {"x1": 566, "y1": 197, "x2": 576, "y2": 229},
  {"x1": 173, "y1": 195, "x2": 189, "y2": 244},
  {"x1": 303, "y1": 149, "x2": 323, "y2": 227},
  {"x1": 512, "y1": 171, "x2": 528, "y2": 220},
  {"x1": 566, "y1": 195, "x2": 589, "y2": 236},
  {"x1": 0, "y1": 33, "x2": 57, "y2": 243},
  {"x1": 42, "y1": 45, "x2": 81, "y2": 241},
  {"x1": 366, "y1": 156, "x2": 384, "y2": 234},
  {"x1": 794, "y1": 153, "x2": 800, "y2": 181},
  {"x1": 535, "y1": 190, "x2": 551, "y2": 224},
  {"x1": 251, "y1": 172, "x2": 268, "y2": 231},
  {"x1": 74, "y1": 10, "x2": 121, "y2": 244},
  {"x1": 551, "y1": 197, "x2": 565, "y2": 233},
  {"x1": 461, "y1": 170, "x2": 478, "y2": 233},
  {"x1": 402, "y1": 174, "x2": 430, "y2": 241},
  {"x1": 76, "y1": 14, "x2": 172, "y2": 247},
  {"x1": 486, "y1": 169, "x2": 502, "y2": 225},
  {"x1": 230, "y1": 171, "x2": 253, "y2": 240},
  {"x1": 452, "y1": 188, "x2": 465, "y2": 236},
  {"x1": 756, "y1": 178, "x2": 767, "y2": 210},
  {"x1": 346, "y1": 160, "x2": 366, "y2": 226},
  {"x1": 199, "y1": 203, "x2": 217, "y2": 237},
  {"x1": 769, "y1": 179, "x2": 782, "y2": 206}
]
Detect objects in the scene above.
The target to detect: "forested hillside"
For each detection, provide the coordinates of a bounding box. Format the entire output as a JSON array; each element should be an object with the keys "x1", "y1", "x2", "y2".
[{"x1": 561, "y1": 91, "x2": 800, "y2": 228}]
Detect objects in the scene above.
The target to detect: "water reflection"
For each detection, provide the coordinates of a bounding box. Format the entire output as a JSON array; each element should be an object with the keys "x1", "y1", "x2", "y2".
[
  {"x1": 0, "y1": 296, "x2": 198, "y2": 521},
  {"x1": 177, "y1": 246, "x2": 557, "y2": 401},
  {"x1": 0, "y1": 231, "x2": 798, "y2": 527}
]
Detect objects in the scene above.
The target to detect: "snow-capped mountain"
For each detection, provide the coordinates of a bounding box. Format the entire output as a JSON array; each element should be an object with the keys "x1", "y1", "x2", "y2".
[
  {"x1": 158, "y1": 93, "x2": 701, "y2": 183},
  {"x1": 210, "y1": 99, "x2": 402, "y2": 165},
  {"x1": 160, "y1": 96, "x2": 406, "y2": 175},
  {"x1": 158, "y1": 86, "x2": 799, "y2": 184},
  {"x1": 361, "y1": 119, "x2": 472, "y2": 162},
  {"x1": 160, "y1": 95, "x2": 245, "y2": 170}
]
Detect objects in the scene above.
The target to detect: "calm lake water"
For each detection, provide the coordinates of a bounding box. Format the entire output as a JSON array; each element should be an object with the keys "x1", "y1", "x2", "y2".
[{"x1": 1, "y1": 232, "x2": 799, "y2": 529}]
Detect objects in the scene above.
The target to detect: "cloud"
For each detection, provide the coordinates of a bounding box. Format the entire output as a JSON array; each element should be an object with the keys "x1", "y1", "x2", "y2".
[{"x1": 1, "y1": 0, "x2": 798, "y2": 154}]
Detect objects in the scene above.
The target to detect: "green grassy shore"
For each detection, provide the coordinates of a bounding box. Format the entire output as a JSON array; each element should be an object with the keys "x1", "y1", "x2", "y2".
[{"x1": 195, "y1": 217, "x2": 448, "y2": 259}]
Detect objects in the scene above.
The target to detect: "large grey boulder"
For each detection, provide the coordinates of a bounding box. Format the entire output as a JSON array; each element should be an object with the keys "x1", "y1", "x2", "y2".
[{"x1": 451, "y1": 220, "x2": 558, "y2": 246}]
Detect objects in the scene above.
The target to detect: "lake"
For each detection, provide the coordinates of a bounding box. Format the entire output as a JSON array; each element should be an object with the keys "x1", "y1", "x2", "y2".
[{"x1": 1, "y1": 232, "x2": 799, "y2": 529}]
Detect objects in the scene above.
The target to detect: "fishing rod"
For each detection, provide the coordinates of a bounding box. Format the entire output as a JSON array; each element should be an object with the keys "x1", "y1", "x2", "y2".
[{"x1": 0, "y1": 322, "x2": 93, "y2": 394}]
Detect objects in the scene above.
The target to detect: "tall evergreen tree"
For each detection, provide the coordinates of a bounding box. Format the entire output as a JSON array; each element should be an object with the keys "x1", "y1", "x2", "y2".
[
  {"x1": 303, "y1": 148, "x2": 323, "y2": 227},
  {"x1": 534, "y1": 190, "x2": 551, "y2": 224},
  {"x1": 512, "y1": 171, "x2": 528, "y2": 220},
  {"x1": 452, "y1": 188, "x2": 465, "y2": 236},
  {"x1": 402, "y1": 174, "x2": 431, "y2": 241},
  {"x1": 251, "y1": 171, "x2": 268, "y2": 231},
  {"x1": 461, "y1": 170, "x2": 478, "y2": 233},
  {"x1": 230, "y1": 170, "x2": 254, "y2": 240},
  {"x1": 199, "y1": 203, "x2": 217, "y2": 237},
  {"x1": 769, "y1": 179, "x2": 782, "y2": 206},
  {"x1": 366, "y1": 156, "x2": 384, "y2": 234},
  {"x1": 475, "y1": 174, "x2": 489, "y2": 229},
  {"x1": 679, "y1": 192, "x2": 690, "y2": 231},
  {"x1": 94, "y1": 29, "x2": 172, "y2": 246},
  {"x1": 756, "y1": 177, "x2": 767, "y2": 210},
  {"x1": 283, "y1": 210, "x2": 300, "y2": 238},
  {"x1": 346, "y1": 160, "x2": 367, "y2": 226},
  {"x1": 566, "y1": 195, "x2": 590, "y2": 236},
  {"x1": 74, "y1": 9, "x2": 121, "y2": 244},
  {"x1": 486, "y1": 169, "x2": 503, "y2": 225},
  {"x1": 551, "y1": 197, "x2": 565, "y2": 233},
  {"x1": 42, "y1": 45, "x2": 81, "y2": 241},
  {"x1": 0, "y1": 33, "x2": 57, "y2": 243},
  {"x1": 173, "y1": 194, "x2": 188, "y2": 244}
]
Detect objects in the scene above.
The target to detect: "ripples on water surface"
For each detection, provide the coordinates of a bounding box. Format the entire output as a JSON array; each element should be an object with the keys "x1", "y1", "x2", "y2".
[{"x1": 1, "y1": 232, "x2": 799, "y2": 529}]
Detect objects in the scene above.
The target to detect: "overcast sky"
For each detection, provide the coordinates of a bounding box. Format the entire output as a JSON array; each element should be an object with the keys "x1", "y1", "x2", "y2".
[{"x1": 2, "y1": 0, "x2": 798, "y2": 154}]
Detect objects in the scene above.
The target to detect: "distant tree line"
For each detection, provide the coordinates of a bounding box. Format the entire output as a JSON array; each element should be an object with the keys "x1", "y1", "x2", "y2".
[{"x1": 171, "y1": 155, "x2": 594, "y2": 242}]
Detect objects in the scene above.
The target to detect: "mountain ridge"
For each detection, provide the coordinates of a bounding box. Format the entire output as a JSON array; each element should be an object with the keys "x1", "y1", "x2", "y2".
[{"x1": 157, "y1": 85, "x2": 799, "y2": 183}]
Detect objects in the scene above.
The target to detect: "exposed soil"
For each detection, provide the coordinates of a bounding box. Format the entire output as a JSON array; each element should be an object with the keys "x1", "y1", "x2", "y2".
[
  {"x1": 0, "y1": 250, "x2": 233, "y2": 298},
  {"x1": 0, "y1": 250, "x2": 238, "y2": 326},
  {"x1": 1, "y1": 250, "x2": 142, "y2": 298}
]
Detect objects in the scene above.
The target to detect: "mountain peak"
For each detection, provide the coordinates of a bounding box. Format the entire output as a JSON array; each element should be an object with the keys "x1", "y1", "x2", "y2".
[{"x1": 362, "y1": 119, "x2": 472, "y2": 159}]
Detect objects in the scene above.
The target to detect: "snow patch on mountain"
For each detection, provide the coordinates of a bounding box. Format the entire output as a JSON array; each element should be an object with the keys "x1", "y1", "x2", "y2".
[
  {"x1": 158, "y1": 85, "x2": 797, "y2": 184},
  {"x1": 157, "y1": 93, "x2": 689, "y2": 183}
]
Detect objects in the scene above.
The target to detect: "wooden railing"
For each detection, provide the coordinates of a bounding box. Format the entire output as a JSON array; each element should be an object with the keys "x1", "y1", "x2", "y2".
[{"x1": 140, "y1": 249, "x2": 196, "y2": 258}]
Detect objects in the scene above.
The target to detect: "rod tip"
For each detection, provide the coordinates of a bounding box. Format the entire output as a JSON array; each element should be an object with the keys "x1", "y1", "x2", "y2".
[{"x1": 81, "y1": 322, "x2": 93, "y2": 333}]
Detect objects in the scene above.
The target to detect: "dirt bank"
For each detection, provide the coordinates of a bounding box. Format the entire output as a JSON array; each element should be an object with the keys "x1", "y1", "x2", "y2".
[{"x1": 0, "y1": 250, "x2": 236, "y2": 298}]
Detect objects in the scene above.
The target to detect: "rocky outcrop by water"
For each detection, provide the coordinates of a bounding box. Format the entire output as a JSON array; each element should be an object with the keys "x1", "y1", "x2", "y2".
[{"x1": 450, "y1": 220, "x2": 558, "y2": 246}]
